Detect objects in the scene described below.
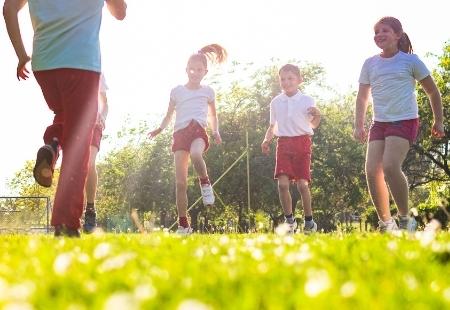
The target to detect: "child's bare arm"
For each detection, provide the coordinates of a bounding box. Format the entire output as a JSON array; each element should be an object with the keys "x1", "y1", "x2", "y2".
[
  {"x1": 261, "y1": 124, "x2": 275, "y2": 155},
  {"x1": 208, "y1": 100, "x2": 221, "y2": 144},
  {"x1": 148, "y1": 101, "x2": 175, "y2": 138},
  {"x1": 105, "y1": 0, "x2": 127, "y2": 20},
  {"x1": 308, "y1": 106, "x2": 321, "y2": 129},
  {"x1": 3, "y1": 0, "x2": 30, "y2": 80},
  {"x1": 419, "y1": 76, "x2": 445, "y2": 138},
  {"x1": 353, "y1": 84, "x2": 371, "y2": 142}
]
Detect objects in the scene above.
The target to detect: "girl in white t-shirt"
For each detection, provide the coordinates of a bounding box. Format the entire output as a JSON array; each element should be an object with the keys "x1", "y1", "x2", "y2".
[
  {"x1": 149, "y1": 44, "x2": 227, "y2": 235},
  {"x1": 353, "y1": 17, "x2": 444, "y2": 233}
]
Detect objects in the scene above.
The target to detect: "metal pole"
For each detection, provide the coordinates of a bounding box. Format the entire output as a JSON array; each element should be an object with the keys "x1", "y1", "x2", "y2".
[{"x1": 246, "y1": 131, "x2": 251, "y2": 213}]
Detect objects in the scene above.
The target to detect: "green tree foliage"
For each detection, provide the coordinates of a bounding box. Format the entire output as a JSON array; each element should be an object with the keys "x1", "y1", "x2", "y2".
[{"x1": 404, "y1": 41, "x2": 450, "y2": 187}]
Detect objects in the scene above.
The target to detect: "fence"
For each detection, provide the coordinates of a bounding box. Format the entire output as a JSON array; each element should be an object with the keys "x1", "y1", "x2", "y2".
[{"x1": 0, "y1": 196, "x2": 50, "y2": 234}]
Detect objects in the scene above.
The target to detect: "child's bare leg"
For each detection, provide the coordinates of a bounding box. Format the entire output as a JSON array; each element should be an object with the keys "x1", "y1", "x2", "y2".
[
  {"x1": 190, "y1": 138, "x2": 207, "y2": 178},
  {"x1": 296, "y1": 179, "x2": 312, "y2": 217},
  {"x1": 383, "y1": 136, "x2": 410, "y2": 217},
  {"x1": 366, "y1": 141, "x2": 391, "y2": 222},
  {"x1": 278, "y1": 175, "x2": 292, "y2": 215},
  {"x1": 174, "y1": 150, "x2": 190, "y2": 217},
  {"x1": 85, "y1": 146, "x2": 99, "y2": 204}
]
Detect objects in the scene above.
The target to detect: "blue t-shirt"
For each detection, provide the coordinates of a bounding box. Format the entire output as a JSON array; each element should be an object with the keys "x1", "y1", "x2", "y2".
[{"x1": 28, "y1": 0, "x2": 104, "y2": 72}]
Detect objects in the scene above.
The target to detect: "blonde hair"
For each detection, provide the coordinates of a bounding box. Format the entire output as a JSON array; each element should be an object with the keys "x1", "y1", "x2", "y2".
[
  {"x1": 279, "y1": 64, "x2": 301, "y2": 78},
  {"x1": 375, "y1": 16, "x2": 413, "y2": 54},
  {"x1": 189, "y1": 44, "x2": 228, "y2": 68}
]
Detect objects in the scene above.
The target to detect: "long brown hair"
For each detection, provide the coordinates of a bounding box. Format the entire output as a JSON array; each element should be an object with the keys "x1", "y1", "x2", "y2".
[
  {"x1": 376, "y1": 16, "x2": 413, "y2": 54},
  {"x1": 189, "y1": 44, "x2": 228, "y2": 68}
]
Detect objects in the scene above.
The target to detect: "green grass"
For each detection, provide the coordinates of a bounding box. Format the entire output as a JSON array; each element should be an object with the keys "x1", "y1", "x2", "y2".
[{"x1": 0, "y1": 232, "x2": 449, "y2": 309}]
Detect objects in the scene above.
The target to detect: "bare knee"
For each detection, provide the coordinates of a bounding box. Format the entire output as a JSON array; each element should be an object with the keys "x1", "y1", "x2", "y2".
[
  {"x1": 382, "y1": 161, "x2": 401, "y2": 180},
  {"x1": 365, "y1": 163, "x2": 381, "y2": 180},
  {"x1": 297, "y1": 180, "x2": 309, "y2": 193},
  {"x1": 176, "y1": 180, "x2": 187, "y2": 193},
  {"x1": 278, "y1": 179, "x2": 290, "y2": 193}
]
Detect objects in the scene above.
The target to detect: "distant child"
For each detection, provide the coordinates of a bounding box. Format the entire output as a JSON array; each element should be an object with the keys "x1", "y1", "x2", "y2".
[
  {"x1": 3, "y1": 0, "x2": 127, "y2": 237},
  {"x1": 354, "y1": 16, "x2": 445, "y2": 232},
  {"x1": 148, "y1": 44, "x2": 227, "y2": 235},
  {"x1": 261, "y1": 64, "x2": 321, "y2": 234},
  {"x1": 83, "y1": 74, "x2": 109, "y2": 233}
]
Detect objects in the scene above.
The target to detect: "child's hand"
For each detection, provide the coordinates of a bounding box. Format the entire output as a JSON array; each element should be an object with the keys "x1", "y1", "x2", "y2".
[
  {"x1": 353, "y1": 126, "x2": 367, "y2": 143},
  {"x1": 148, "y1": 128, "x2": 162, "y2": 139},
  {"x1": 261, "y1": 140, "x2": 271, "y2": 155},
  {"x1": 307, "y1": 107, "x2": 320, "y2": 119},
  {"x1": 431, "y1": 122, "x2": 445, "y2": 138},
  {"x1": 17, "y1": 55, "x2": 31, "y2": 80},
  {"x1": 213, "y1": 132, "x2": 222, "y2": 144}
]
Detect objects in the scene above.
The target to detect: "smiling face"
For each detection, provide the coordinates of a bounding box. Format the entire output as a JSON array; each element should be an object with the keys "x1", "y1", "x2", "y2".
[
  {"x1": 186, "y1": 59, "x2": 208, "y2": 87},
  {"x1": 374, "y1": 22, "x2": 402, "y2": 55},
  {"x1": 279, "y1": 69, "x2": 302, "y2": 97}
]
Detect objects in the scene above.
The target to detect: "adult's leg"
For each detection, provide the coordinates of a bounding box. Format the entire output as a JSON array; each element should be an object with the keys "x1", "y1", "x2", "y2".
[
  {"x1": 365, "y1": 140, "x2": 391, "y2": 222},
  {"x1": 383, "y1": 136, "x2": 410, "y2": 217}
]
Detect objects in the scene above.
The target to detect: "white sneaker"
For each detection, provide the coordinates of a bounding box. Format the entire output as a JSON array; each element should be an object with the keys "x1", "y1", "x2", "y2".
[
  {"x1": 378, "y1": 219, "x2": 399, "y2": 233},
  {"x1": 286, "y1": 220, "x2": 297, "y2": 235},
  {"x1": 176, "y1": 226, "x2": 193, "y2": 236},
  {"x1": 304, "y1": 221, "x2": 317, "y2": 235},
  {"x1": 200, "y1": 184, "x2": 215, "y2": 206}
]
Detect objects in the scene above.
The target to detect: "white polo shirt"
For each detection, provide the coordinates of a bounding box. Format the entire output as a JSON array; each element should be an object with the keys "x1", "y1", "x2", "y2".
[
  {"x1": 270, "y1": 91, "x2": 315, "y2": 136},
  {"x1": 170, "y1": 85, "x2": 215, "y2": 132}
]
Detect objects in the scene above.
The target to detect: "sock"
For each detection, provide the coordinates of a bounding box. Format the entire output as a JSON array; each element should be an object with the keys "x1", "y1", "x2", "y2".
[
  {"x1": 179, "y1": 216, "x2": 189, "y2": 228},
  {"x1": 199, "y1": 176, "x2": 210, "y2": 186},
  {"x1": 50, "y1": 137, "x2": 59, "y2": 153},
  {"x1": 86, "y1": 202, "x2": 96, "y2": 214},
  {"x1": 305, "y1": 216, "x2": 313, "y2": 222},
  {"x1": 382, "y1": 218, "x2": 394, "y2": 224},
  {"x1": 285, "y1": 214, "x2": 295, "y2": 224}
]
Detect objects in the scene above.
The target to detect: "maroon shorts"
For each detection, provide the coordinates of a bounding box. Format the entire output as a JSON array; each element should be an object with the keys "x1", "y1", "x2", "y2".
[
  {"x1": 275, "y1": 135, "x2": 312, "y2": 182},
  {"x1": 91, "y1": 124, "x2": 103, "y2": 150},
  {"x1": 172, "y1": 120, "x2": 209, "y2": 153},
  {"x1": 369, "y1": 118, "x2": 419, "y2": 145}
]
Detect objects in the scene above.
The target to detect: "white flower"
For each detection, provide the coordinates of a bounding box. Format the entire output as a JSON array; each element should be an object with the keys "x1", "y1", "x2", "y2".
[
  {"x1": 304, "y1": 269, "x2": 331, "y2": 297},
  {"x1": 53, "y1": 253, "x2": 72, "y2": 275},
  {"x1": 340, "y1": 281, "x2": 357, "y2": 298},
  {"x1": 177, "y1": 299, "x2": 212, "y2": 310},
  {"x1": 104, "y1": 292, "x2": 139, "y2": 310},
  {"x1": 94, "y1": 243, "x2": 111, "y2": 259}
]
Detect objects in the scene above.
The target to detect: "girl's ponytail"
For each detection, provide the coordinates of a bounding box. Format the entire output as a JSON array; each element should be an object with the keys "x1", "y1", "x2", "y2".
[
  {"x1": 190, "y1": 44, "x2": 228, "y2": 68},
  {"x1": 398, "y1": 32, "x2": 413, "y2": 54}
]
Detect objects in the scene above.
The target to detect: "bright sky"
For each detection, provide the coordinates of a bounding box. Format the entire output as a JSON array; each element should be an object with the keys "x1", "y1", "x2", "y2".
[{"x1": 0, "y1": 0, "x2": 449, "y2": 194}]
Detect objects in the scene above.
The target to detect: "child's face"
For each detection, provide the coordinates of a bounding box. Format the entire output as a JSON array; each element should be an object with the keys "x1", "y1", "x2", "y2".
[
  {"x1": 279, "y1": 70, "x2": 302, "y2": 96},
  {"x1": 186, "y1": 60, "x2": 207, "y2": 84},
  {"x1": 373, "y1": 23, "x2": 401, "y2": 51}
]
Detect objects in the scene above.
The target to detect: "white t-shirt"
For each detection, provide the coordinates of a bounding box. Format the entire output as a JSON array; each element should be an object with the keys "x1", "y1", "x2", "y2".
[
  {"x1": 270, "y1": 91, "x2": 316, "y2": 136},
  {"x1": 170, "y1": 85, "x2": 215, "y2": 132},
  {"x1": 359, "y1": 51, "x2": 430, "y2": 122}
]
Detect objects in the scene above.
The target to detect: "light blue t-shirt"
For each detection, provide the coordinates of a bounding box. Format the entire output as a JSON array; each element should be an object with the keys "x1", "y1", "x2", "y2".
[
  {"x1": 28, "y1": 0, "x2": 104, "y2": 72},
  {"x1": 358, "y1": 51, "x2": 430, "y2": 122}
]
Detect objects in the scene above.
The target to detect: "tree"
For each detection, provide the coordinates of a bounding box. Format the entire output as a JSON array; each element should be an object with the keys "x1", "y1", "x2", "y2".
[{"x1": 404, "y1": 41, "x2": 450, "y2": 188}]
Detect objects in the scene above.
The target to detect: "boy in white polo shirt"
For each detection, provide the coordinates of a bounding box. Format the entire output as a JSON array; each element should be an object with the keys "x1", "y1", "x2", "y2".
[{"x1": 261, "y1": 64, "x2": 321, "y2": 234}]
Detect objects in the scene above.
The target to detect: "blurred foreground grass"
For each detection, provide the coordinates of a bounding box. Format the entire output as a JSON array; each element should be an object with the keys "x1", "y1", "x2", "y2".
[{"x1": 0, "y1": 232, "x2": 449, "y2": 309}]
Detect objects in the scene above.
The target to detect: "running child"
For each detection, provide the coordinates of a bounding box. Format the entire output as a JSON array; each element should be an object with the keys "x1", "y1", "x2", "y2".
[
  {"x1": 354, "y1": 16, "x2": 445, "y2": 232},
  {"x1": 261, "y1": 64, "x2": 321, "y2": 234},
  {"x1": 148, "y1": 44, "x2": 227, "y2": 235},
  {"x1": 83, "y1": 74, "x2": 109, "y2": 233},
  {"x1": 3, "y1": 0, "x2": 126, "y2": 237}
]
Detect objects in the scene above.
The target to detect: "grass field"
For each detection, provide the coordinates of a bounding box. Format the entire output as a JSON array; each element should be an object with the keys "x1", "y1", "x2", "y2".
[{"x1": 0, "y1": 231, "x2": 449, "y2": 309}]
